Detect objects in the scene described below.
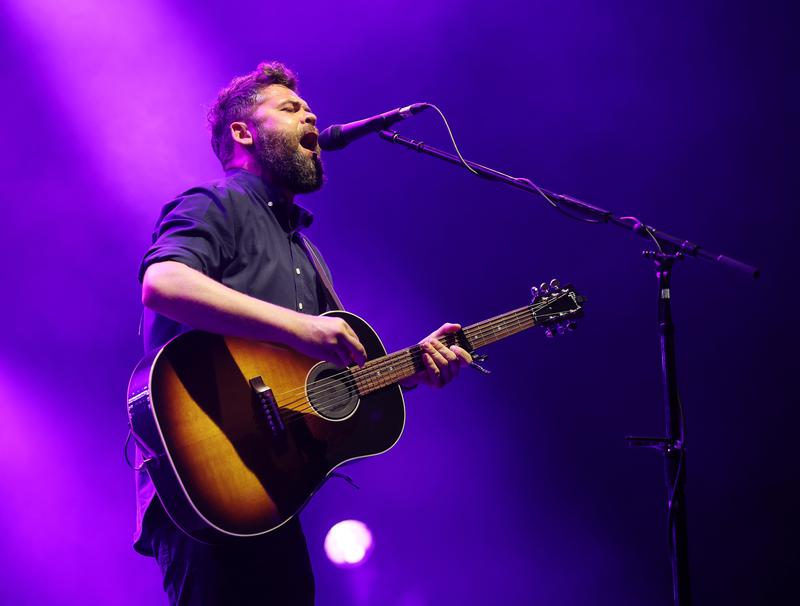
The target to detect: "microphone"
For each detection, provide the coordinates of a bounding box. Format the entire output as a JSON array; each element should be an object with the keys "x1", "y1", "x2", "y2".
[{"x1": 318, "y1": 103, "x2": 430, "y2": 151}]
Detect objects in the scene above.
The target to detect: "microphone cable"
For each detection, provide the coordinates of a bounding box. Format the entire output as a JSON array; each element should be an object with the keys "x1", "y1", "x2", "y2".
[{"x1": 423, "y1": 103, "x2": 604, "y2": 225}]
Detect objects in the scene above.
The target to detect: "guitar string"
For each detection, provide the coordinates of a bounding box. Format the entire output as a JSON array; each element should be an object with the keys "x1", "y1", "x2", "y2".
[
  {"x1": 266, "y1": 304, "x2": 535, "y2": 412},
  {"x1": 269, "y1": 301, "x2": 546, "y2": 410},
  {"x1": 266, "y1": 297, "x2": 562, "y2": 406},
  {"x1": 275, "y1": 316, "x2": 531, "y2": 422},
  {"x1": 276, "y1": 312, "x2": 532, "y2": 420},
  {"x1": 284, "y1": 306, "x2": 570, "y2": 417},
  {"x1": 271, "y1": 307, "x2": 540, "y2": 420},
  {"x1": 275, "y1": 309, "x2": 569, "y2": 423},
  {"x1": 269, "y1": 302, "x2": 569, "y2": 419},
  {"x1": 272, "y1": 308, "x2": 570, "y2": 422}
]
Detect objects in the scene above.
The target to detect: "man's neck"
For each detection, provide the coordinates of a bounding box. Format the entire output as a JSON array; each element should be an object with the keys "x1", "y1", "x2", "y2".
[{"x1": 225, "y1": 161, "x2": 295, "y2": 204}]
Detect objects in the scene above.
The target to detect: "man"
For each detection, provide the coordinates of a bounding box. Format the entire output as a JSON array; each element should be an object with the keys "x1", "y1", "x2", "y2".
[{"x1": 134, "y1": 61, "x2": 472, "y2": 605}]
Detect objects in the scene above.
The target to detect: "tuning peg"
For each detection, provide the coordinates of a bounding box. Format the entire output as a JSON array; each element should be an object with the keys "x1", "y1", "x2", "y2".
[
  {"x1": 539, "y1": 282, "x2": 549, "y2": 295},
  {"x1": 530, "y1": 285, "x2": 539, "y2": 299},
  {"x1": 556, "y1": 323, "x2": 567, "y2": 335},
  {"x1": 566, "y1": 321, "x2": 577, "y2": 331},
  {"x1": 549, "y1": 278, "x2": 560, "y2": 290},
  {"x1": 544, "y1": 326, "x2": 555, "y2": 338}
]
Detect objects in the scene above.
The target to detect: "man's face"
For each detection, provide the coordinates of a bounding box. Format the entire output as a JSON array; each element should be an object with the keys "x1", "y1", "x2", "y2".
[{"x1": 250, "y1": 84, "x2": 323, "y2": 195}]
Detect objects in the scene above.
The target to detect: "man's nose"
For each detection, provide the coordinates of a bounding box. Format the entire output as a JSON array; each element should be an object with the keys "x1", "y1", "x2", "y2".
[{"x1": 303, "y1": 110, "x2": 317, "y2": 126}]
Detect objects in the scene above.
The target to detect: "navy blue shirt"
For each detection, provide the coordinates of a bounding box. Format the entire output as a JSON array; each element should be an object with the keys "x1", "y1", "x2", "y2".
[
  {"x1": 139, "y1": 168, "x2": 334, "y2": 352},
  {"x1": 133, "y1": 168, "x2": 334, "y2": 553}
]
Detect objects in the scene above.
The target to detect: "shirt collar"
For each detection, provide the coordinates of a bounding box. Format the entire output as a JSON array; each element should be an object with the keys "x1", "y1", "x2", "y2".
[{"x1": 226, "y1": 168, "x2": 314, "y2": 231}]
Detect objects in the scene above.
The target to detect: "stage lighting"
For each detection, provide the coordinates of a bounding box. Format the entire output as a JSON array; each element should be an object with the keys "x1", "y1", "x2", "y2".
[{"x1": 324, "y1": 519, "x2": 374, "y2": 567}]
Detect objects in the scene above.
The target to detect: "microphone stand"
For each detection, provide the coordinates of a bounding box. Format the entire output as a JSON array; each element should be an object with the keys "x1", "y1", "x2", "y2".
[{"x1": 378, "y1": 129, "x2": 759, "y2": 606}]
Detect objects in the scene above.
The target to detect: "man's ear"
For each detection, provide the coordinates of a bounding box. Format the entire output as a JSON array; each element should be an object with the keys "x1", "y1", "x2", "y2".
[{"x1": 230, "y1": 121, "x2": 254, "y2": 146}]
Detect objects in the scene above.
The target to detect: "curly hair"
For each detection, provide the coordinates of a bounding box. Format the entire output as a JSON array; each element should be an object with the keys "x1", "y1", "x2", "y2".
[{"x1": 207, "y1": 61, "x2": 299, "y2": 166}]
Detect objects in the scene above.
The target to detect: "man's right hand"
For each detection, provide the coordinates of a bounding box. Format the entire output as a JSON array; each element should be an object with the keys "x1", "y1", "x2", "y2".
[{"x1": 292, "y1": 315, "x2": 367, "y2": 368}]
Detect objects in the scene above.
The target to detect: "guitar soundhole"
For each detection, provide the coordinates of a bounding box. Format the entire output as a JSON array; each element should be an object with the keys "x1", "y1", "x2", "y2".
[{"x1": 306, "y1": 363, "x2": 359, "y2": 421}]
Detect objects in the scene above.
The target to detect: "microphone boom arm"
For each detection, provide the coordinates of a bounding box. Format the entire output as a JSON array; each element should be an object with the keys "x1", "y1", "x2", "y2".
[{"x1": 377, "y1": 129, "x2": 759, "y2": 277}]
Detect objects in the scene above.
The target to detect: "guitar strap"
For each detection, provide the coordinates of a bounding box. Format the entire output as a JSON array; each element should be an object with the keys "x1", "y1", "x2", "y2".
[{"x1": 299, "y1": 234, "x2": 344, "y2": 311}]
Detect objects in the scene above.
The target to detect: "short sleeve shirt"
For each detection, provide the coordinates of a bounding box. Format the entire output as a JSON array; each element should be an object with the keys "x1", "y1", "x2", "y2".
[{"x1": 139, "y1": 168, "x2": 335, "y2": 352}]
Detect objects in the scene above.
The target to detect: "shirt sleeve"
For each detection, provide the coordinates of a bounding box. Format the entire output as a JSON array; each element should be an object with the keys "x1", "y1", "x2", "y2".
[{"x1": 138, "y1": 188, "x2": 236, "y2": 282}]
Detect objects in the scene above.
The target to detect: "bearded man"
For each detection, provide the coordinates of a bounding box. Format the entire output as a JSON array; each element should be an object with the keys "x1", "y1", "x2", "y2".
[{"x1": 133, "y1": 61, "x2": 472, "y2": 605}]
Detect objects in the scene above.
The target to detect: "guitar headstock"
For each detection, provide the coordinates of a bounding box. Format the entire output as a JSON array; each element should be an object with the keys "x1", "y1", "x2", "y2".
[{"x1": 530, "y1": 279, "x2": 586, "y2": 337}]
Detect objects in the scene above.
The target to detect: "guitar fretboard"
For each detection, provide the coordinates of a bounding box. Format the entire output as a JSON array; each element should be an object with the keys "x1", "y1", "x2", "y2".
[{"x1": 350, "y1": 304, "x2": 537, "y2": 396}]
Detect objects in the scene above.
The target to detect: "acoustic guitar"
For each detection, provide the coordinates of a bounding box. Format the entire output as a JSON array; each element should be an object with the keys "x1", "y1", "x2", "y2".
[{"x1": 127, "y1": 281, "x2": 585, "y2": 542}]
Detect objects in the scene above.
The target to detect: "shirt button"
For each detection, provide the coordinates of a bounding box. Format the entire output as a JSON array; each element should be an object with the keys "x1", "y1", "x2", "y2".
[
  {"x1": 298, "y1": 302, "x2": 304, "y2": 310},
  {"x1": 267, "y1": 201, "x2": 273, "y2": 207},
  {"x1": 295, "y1": 267, "x2": 301, "y2": 275}
]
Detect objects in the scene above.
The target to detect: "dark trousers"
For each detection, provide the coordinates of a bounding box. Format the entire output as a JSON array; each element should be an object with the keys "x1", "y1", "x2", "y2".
[{"x1": 145, "y1": 500, "x2": 315, "y2": 605}]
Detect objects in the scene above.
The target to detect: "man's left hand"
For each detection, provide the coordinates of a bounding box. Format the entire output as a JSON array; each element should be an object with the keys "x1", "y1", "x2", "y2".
[{"x1": 400, "y1": 323, "x2": 473, "y2": 390}]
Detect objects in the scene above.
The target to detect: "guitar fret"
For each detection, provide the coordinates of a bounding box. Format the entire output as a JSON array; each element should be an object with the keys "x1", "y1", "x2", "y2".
[
  {"x1": 350, "y1": 289, "x2": 580, "y2": 398},
  {"x1": 464, "y1": 306, "x2": 535, "y2": 349},
  {"x1": 352, "y1": 309, "x2": 535, "y2": 396},
  {"x1": 353, "y1": 349, "x2": 418, "y2": 395}
]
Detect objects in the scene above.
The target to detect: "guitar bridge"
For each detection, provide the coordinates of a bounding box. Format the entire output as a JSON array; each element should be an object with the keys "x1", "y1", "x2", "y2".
[{"x1": 250, "y1": 376, "x2": 286, "y2": 437}]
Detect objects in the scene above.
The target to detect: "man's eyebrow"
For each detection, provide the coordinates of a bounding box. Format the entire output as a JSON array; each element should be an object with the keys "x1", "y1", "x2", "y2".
[{"x1": 276, "y1": 98, "x2": 312, "y2": 112}]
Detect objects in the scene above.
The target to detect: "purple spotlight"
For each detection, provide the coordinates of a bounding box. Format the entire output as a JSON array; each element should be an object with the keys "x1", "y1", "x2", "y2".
[{"x1": 324, "y1": 519, "x2": 374, "y2": 567}]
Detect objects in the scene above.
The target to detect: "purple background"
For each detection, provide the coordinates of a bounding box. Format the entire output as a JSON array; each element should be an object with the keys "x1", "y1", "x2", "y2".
[{"x1": 0, "y1": 1, "x2": 795, "y2": 604}]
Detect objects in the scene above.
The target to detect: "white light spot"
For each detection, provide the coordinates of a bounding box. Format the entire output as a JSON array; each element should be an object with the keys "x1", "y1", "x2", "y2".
[{"x1": 324, "y1": 520, "x2": 373, "y2": 567}]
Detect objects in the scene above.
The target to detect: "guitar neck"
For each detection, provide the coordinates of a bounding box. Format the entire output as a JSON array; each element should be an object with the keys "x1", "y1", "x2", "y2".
[
  {"x1": 350, "y1": 305, "x2": 536, "y2": 396},
  {"x1": 461, "y1": 305, "x2": 537, "y2": 349}
]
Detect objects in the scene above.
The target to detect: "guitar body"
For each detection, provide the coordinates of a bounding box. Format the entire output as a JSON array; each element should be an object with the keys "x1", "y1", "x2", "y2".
[{"x1": 127, "y1": 310, "x2": 405, "y2": 542}]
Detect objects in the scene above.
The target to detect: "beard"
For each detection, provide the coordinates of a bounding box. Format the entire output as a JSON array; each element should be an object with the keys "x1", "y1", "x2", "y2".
[{"x1": 254, "y1": 124, "x2": 324, "y2": 194}]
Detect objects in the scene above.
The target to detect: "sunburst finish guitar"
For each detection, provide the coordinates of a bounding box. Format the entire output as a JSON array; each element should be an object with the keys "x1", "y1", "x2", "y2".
[{"x1": 127, "y1": 282, "x2": 585, "y2": 542}]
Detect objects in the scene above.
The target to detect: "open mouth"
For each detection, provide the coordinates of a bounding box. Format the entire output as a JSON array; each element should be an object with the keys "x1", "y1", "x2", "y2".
[{"x1": 299, "y1": 131, "x2": 319, "y2": 153}]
